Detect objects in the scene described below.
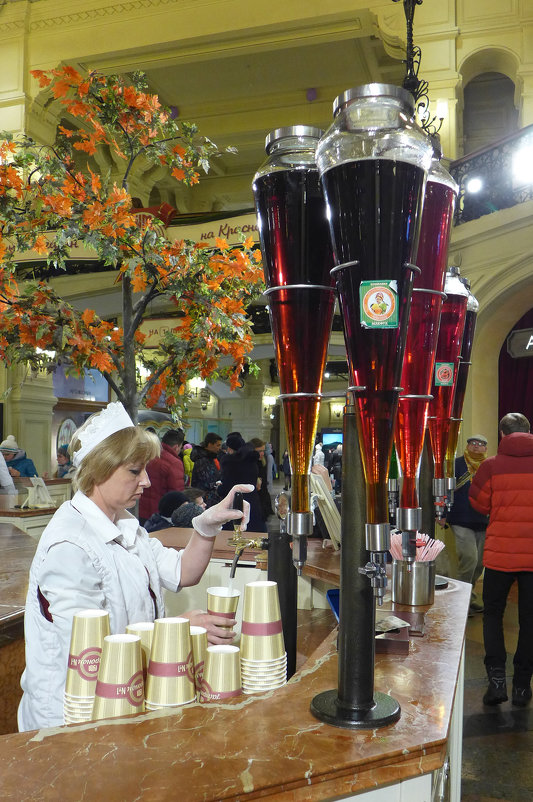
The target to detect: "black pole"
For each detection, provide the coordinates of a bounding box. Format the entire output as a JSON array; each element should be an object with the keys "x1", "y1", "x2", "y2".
[
  {"x1": 267, "y1": 529, "x2": 297, "y2": 679},
  {"x1": 310, "y1": 396, "x2": 401, "y2": 728},
  {"x1": 337, "y1": 397, "x2": 375, "y2": 711}
]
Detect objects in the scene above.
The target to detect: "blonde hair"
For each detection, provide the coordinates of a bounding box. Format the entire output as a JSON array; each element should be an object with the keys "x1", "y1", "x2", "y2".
[{"x1": 70, "y1": 421, "x2": 160, "y2": 496}]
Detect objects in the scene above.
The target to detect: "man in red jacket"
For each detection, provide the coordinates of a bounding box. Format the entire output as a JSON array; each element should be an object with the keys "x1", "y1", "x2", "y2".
[
  {"x1": 139, "y1": 429, "x2": 185, "y2": 523},
  {"x1": 469, "y1": 412, "x2": 533, "y2": 707}
]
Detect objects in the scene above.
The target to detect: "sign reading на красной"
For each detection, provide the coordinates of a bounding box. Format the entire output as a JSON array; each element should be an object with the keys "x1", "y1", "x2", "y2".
[{"x1": 507, "y1": 328, "x2": 533, "y2": 358}]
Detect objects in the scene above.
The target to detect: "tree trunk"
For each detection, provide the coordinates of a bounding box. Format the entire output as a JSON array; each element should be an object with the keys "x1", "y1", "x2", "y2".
[{"x1": 121, "y1": 275, "x2": 139, "y2": 422}]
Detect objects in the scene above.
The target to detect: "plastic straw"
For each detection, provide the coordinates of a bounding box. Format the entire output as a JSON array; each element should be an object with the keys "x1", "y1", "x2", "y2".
[{"x1": 389, "y1": 530, "x2": 445, "y2": 562}]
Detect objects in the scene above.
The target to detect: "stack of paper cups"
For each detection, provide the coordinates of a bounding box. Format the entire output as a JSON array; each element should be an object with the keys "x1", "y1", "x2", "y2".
[
  {"x1": 64, "y1": 609, "x2": 110, "y2": 725},
  {"x1": 240, "y1": 581, "x2": 287, "y2": 694},
  {"x1": 145, "y1": 617, "x2": 195, "y2": 711},
  {"x1": 190, "y1": 625, "x2": 208, "y2": 698},
  {"x1": 126, "y1": 621, "x2": 154, "y2": 680},
  {"x1": 92, "y1": 634, "x2": 144, "y2": 720},
  {"x1": 199, "y1": 645, "x2": 242, "y2": 702}
]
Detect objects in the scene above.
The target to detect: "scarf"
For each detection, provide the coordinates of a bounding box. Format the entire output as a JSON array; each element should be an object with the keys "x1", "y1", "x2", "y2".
[{"x1": 456, "y1": 447, "x2": 487, "y2": 490}]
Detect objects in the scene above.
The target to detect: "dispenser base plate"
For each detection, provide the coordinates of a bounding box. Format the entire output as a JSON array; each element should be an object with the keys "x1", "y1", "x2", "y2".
[{"x1": 310, "y1": 689, "x2": 401, "y2": 729}]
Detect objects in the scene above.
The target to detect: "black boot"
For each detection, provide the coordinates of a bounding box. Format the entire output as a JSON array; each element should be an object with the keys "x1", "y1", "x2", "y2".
[
  {"x1": 512, "y1": 683, "x2": 532, "y2": 707},
  {"x1": 483, "y1": 668, "x2": 508, "y2": 705}
]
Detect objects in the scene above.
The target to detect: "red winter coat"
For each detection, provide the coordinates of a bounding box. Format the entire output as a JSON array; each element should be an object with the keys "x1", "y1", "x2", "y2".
[
  {"x1": 139, "y1": 442, "x2": 185, "y2": 519},
  {"x1": 469, "y1": 432, "x2": 533, "y2": 571}
]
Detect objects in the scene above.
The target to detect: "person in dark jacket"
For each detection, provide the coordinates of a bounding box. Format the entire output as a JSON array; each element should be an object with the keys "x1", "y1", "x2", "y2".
[
  {"x1": 470, "y1": 412, "x2": 533, "y2": 707},
  {"x1": 249, "y1": 437, "x2": 273, "y2": 520},
  {"x1": 139, "y1": 429, "x2": 185, "y2": 523},
  {"x1": 219, "y1": 438, "x2": 267, "y2": 533},
  {"x1": 444, "y1": 434, "x2": 489, "y2": 613},
  {"x1": 191, "y1": 432, "x2": 222, "y2": 507},
  {"x1": 144, "y1": 490, "x2": 188, "y2": 532}
]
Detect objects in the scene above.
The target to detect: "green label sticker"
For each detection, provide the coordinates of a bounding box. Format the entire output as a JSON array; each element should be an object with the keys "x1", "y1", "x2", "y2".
[
  {"x1": 360, "y1": 281, "x2": 399, "y2": 328},
  {"x1": 435, "y1": 362, "x2": 454, "y2": 386}
]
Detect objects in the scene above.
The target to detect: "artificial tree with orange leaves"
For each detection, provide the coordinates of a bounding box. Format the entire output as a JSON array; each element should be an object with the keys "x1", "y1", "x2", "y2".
[{"x1": 0, "y1": 66, "x2": 264, "y2": 421}]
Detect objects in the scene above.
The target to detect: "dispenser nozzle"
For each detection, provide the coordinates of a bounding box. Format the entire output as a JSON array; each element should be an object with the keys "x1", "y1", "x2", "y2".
[
  {"x1": 287, "y1": 511, "x2": 313, "y2": 575},
  {"x1": 396, "y1": 507, "x2": 422, "y2": 566},
  {"x1": 360, "y1": 523, "x2": 391, "y2": 602},
  {"x1": 433, "y1": 477, "x2": 448, "y2": 520}
]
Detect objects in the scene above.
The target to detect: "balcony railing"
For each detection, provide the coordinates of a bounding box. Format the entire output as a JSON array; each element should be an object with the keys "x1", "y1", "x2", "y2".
[{"x1": 449, "y1": 125, "x2": 533, "y2": 225}]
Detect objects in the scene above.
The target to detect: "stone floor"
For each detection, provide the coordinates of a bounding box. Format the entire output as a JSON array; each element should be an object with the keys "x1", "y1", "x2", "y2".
[{"x1": 462, "y1": 579, "x2": 533, "y2": 802}]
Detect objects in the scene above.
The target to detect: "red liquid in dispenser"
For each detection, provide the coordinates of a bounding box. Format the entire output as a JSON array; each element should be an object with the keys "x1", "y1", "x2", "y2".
[
  {"x1": 268, "y1": 288, "x2": 335, "y2": 396},
  {"x1": 413, "y1": 181, "x2": 457, "y2": 293},
  {"x1": 254, "y1": 169, "x2": 335, "y2": 288},
  {"x1": 446, "y1": 307, "x2": 478, "y2": 473},
  {"x1": 396, "y1": 179, "x2": 456, "y2": 507},
  {"x1": 282, "y1": 396, "x2": 321, "y2": 513},
  {"x1": 397, "y1": 292, "x2": 442, "y2": 507},
  {"x1": 427, "y1": 295, "x2": 468, "y2": 477}
]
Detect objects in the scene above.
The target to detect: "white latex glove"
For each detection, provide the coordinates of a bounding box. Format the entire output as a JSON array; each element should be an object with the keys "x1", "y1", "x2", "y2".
[{"x1": 192, "y1": 483, "x2": 253, "y2": 538}]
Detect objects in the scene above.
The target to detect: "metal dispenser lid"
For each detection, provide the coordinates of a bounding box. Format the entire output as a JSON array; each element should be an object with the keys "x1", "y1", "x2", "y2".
[
  {"x1": 265, "y1": 125, "x2": 324, "y2": 153},
  {"x1": 332, "y1": 83, "x2": 415, "y2": 118}
]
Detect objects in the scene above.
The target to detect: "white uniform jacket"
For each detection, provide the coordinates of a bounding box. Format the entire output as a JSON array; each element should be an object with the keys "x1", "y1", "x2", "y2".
[{"x1": 18, "y1": 491, "x2": 183, "y2": 731}]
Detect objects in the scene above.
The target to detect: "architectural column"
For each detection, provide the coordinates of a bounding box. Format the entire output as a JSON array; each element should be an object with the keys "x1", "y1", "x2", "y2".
[
  {"x1": 3, "y1": 365, "x2": 57, "y2": 477},
  {"x1": 516, "y1": 69, "x2": 533, "y2": 127},
  {"x1": 0, "y1": 1, "x2": 31, "y2": 137}
]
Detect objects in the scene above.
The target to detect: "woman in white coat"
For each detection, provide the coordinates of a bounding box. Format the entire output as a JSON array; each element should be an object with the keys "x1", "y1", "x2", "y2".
[{"x1": 18, "y1": 401, "x2": 251, "y2": 732}]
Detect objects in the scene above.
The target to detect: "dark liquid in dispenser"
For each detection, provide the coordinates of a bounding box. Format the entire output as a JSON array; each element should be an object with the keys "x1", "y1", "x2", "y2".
[
  {"x1": 254, "y1": 169, "x2": 335, "y2": 288},
  {"x1": 321, "y1": 158, "x2": 426, "y2": 273},
  {"x1": 323, "y1": 159, "x2": 426, "y2": 523}
]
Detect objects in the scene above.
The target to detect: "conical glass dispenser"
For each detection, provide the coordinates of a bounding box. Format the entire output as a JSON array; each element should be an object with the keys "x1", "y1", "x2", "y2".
[
  {"x1": 394, "y1": 140, "x2": 458, "y2": 560},
  {"x1": 445, "y1": 277, "x2": 479, "y2": 483},
  {"x1": 426, "y1": 267, "x2": 469, "y2": 518},
  {"x1": 253, "y1": 125, "x2": 336, "y2": 573},
  {"x1": 316, "y1": 84, "x2": 432, "y2": 583},
  {"x1": 311, "y1": 84, "x2": 432, "y2": 730}
]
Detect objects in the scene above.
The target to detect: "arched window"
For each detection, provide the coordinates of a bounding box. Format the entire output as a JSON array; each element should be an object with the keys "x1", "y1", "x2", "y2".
[{"x1": 463, "y1": 72, "x2": 519, "y2": 155}]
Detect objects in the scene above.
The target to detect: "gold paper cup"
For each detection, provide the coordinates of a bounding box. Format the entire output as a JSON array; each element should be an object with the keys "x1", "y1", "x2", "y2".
[
  {"x1": 126, "y1": 621, "x2": 154, "y2": 678},
  {"x1": 206, "y1": 587, "x2": 240, "y2": 627},
  {"x1": 190, "y1": 625, "x2": 208, "y2": 696},
  {"x1": 145, "y1": 617, "x2": 195, "y2": 706},
  {"x1": 242, "y1": 581, "x2": 281, "y2": 624},
  {"x1": 65, "y1": 609, "x2": 110, "y2": 698},
  {"x1": 199, "y1": 645, "x2": 242, "y2": 703},
  {"x1": 240, "y1": 625, "x2": 285, "y2": 662},
  {"x1": 92, "y1": 634, "x2": 144, "y2": 721}
]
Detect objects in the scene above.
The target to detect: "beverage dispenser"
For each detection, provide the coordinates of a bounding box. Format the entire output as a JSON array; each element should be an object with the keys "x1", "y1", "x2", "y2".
[
  {"x1": 427, "y1": 267, "x2": 469, "y2": 518},
  {"x1": 394, "y1": 139, "x2": 458, "y2": 560},
  {"x1": 311, "y1": 84, "x2": 432, "y2": 729},
  {"x1": 253, "y1": 126, "x2": 336, "y2": 572},
  {"x1": 445, "y1": 278, "x2": 479, "y2": 485}
]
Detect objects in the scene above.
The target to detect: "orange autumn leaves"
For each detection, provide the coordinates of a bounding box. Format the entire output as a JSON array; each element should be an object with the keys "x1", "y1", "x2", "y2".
[{"x1": 0, "y1": 65, "x2": 264, "y2": 416}]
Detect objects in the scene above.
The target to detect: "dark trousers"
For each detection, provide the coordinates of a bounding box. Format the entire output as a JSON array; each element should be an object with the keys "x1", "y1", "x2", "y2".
[{"x1": 483, "y1": 567, "x2": 533, "y2": 684}]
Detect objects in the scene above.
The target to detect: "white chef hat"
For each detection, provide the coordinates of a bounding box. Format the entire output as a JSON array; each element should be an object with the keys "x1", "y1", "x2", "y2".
[{"x1": 72, "y1": 402, "x2": 135, "y2": 467}]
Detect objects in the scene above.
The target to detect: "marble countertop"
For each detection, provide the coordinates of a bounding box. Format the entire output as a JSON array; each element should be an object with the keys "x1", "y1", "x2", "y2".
[{"x1": 0, "y1": 523, "x2": 37, "y2": 632}]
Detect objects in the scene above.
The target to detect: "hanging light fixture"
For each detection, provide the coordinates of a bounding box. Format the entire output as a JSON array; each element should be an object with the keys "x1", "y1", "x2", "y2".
[{"x1": 392, "y1": 0, "x2": 444, "y2": 135}]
